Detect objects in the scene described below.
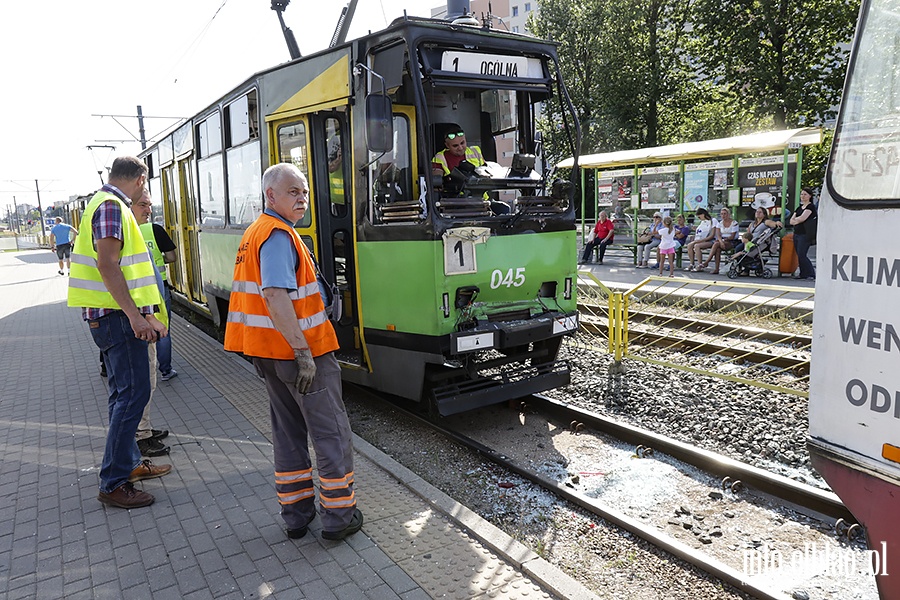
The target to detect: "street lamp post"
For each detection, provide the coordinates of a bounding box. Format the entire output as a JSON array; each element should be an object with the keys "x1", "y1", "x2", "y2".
[{"x1": 35, "y1": 179, "x2": 48, "y2": 243}]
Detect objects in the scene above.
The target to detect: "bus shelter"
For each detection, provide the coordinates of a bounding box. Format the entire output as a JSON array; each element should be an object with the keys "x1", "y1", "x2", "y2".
[{"x1": 556, "y1": 127, "x2": 823, "y2": 235}]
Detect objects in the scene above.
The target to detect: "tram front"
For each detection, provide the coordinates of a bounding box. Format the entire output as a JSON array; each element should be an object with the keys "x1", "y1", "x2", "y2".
[{"x1": 353, "y1": 17, "x2": 581, "y2": 416}]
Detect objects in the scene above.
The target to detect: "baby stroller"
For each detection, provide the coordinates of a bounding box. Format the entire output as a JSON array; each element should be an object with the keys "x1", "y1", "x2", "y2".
[{"x1": 726, "y1": 225, "x2": 778, "y2": 279}]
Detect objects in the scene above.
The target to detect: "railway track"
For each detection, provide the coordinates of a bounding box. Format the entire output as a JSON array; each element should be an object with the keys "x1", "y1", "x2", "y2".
[
  {"x1": 577, "y1": 302, "x2": 811, "y2": 373},
  {"x1": 530, "y1": 394, "x2": 847, "y2": 521},
  {"x1": 353, "y1": 386, "x2": 862, "y2": 600}
]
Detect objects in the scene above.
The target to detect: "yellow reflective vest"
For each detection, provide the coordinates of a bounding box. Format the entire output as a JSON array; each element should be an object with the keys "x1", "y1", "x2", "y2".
[
  {"x1": 329, "y1": 164, "x2": 345, "y2": 205},
  {"x1": 432, "y1": 146, "x2": 485, "y2": 176},
  {"x1": 68, "y1": 191, "x2": 162, "y2": 314},
  {"x1": 139, "y1": 222, "x2": 167, "y2": 281}
]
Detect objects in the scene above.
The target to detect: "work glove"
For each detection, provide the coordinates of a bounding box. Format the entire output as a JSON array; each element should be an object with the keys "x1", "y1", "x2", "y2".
[{"x1": 293, "y1": 348, "x2": 317, "y2": 394}]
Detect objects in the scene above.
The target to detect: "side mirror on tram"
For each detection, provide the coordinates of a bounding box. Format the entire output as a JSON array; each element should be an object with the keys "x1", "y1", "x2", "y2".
[{"x1": 365, "y1": 94, "x2": 394, "y2": 154}]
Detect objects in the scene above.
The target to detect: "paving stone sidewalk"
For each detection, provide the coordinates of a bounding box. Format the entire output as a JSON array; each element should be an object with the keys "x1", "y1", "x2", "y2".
[
  {"x1": 0, "y1": 250, "x2": 433, "y2": 600},
  {"x1": 0, "y1": 250, "x2": 594, "y2": 600}
]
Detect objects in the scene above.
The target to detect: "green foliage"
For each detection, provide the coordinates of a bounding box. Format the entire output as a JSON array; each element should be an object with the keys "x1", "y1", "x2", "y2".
[
  {"x1": 690, "y1": 0, "x2": 859, "y2": 128},
  {"x1": 800, "y1": 127, "x2": 834, "y2": 191},
  {"x1": 531, "y1": 0, "x2": 858, "y2": 165},
  {"x1": 533, "y1": 0, "x2": 705, "y2": 162}
]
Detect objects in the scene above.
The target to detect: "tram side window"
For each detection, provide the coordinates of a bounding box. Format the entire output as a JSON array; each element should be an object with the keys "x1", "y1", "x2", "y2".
[
  {"x1": 324, "y1": 118, "x2": 348, "y2": 218},
  {"x1": 277, "y1": 121, "x2": 311, "y2": 228},
  {"x1": 172, "y1": 121, "x2": 193, "y2": 156},
  {"x1": 149, "y1": 177, "x2": 164, "y2": 224},
  {"x1": 197, "y1": 112, "x2": 226, "y2": 228},
  {"x1": 198, "y1": 155, "x2": 226, "y2": 228},
  {"x1": 159, "y1": 137, "x2": 174, "y2": 167},
  {"x1": 198, "y1": 114, "x2": 222, "y2": 156},
  {"x1": 227, "y1": 91, "x2": 259, "y2": 147},
  {"x1": 225, "y1": 91, "x2": 262, "y2": 226},
  {"x1": 146, "y1": 150, "x2": 157, "y2": 178},
  {"x1": 369, "y1": 114, "x2": 414, "y2": 224},
  {"x1": 226, "y1": 142, "x2": 262, "y2": 226}
]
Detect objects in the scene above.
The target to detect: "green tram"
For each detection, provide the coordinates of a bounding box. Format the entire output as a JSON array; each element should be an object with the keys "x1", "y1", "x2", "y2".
[{"x1": 141, "y1": 13, "x2": 581, "y2": 416}]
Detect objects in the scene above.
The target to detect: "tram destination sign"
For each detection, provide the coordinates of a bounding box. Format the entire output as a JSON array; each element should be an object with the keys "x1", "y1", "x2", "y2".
[{"x1": 441, "y1": 51, "x2": 542, "y2": 79}]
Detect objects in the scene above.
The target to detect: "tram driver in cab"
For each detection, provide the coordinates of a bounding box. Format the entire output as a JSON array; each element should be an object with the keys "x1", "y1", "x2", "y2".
[
  {"x1": 432, "y1": 124, "x2": 486, "y2": 195},
  {"x1": 431, "y1": 123, "x2": 513, "y2": 214}
]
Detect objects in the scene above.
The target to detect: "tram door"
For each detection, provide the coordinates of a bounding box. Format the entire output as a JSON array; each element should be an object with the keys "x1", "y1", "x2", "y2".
[
  {"x1": 271, "y1": 110, "x2": 362, "y2": 364},
  {"x1": 161, "y1": 158, "x2": 204, "y2": 304},
  {"x1": 309, "y1": 111, "x2": 361, "y2": 364},
  {"x1": 178, "y1": 156, "x2": 204, "y2": 303},
  {"x1": 160, "y1": 165, "x2": 186, "y2": 295}
]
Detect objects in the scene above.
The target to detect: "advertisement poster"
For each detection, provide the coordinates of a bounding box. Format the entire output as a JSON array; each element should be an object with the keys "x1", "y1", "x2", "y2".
[
  {"x1": 713, "y1": 169, "x2": 729, "y2": 190},
  {"x1": 683, "y1": 170, "x2": 708, "y2": 211},
  {"x1": 737, "y1": 156, "x2": 797, "y2": 218},
  {"x1": 639, "y1": 167, "x2": 678, "y2": 210},
  {"x1": 597, "y1": 179, "x2": 613, "y2": 207},
  {"x1": 597, "y1": 170, "x2": 633, "y2": 208}
]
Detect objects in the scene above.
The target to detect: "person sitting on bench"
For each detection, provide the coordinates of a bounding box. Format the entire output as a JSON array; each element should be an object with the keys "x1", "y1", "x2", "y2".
[{"x1": 580, "y1": 211, "x2": 615, "y2": 265}]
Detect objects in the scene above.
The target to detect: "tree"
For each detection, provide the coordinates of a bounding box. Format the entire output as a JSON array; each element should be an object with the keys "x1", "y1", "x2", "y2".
[
  {"x1": 529, "y1": 0, "x2": 608, "y2": 165},
  {"x1": 691, "y1": 0, "x2": 859, "y2": 128},
  {"x1": 531, "y1": 0, "x2": 754, "y2": 166},
  {"x1": 800, "y1": 127, "x2": 833, "y2": 191}
]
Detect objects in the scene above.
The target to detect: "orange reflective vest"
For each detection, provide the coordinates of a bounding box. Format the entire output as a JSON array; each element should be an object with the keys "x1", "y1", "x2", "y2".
[{"x1": 223, "y1": 214, "x2": 339, "y2": 360}]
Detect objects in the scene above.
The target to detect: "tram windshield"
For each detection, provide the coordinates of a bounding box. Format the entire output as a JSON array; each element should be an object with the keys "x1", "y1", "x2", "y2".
[
  {"x1": 425, "y1": 83, "x2": 559, "y2": 220},
  {"x1": 366, "y1": 37, "x2": 575, "y2": 225},
  {"x1": 829, "y1": 0, "x2": 900, "y2": 204}
]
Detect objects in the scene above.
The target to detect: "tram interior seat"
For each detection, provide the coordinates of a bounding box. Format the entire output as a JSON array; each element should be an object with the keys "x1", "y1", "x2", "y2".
[{"x1": 479, "y1": 111, "x2": 497, "y2": 163}]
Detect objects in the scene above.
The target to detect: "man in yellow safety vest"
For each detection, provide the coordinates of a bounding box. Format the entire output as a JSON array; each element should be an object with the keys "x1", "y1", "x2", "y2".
[
  {"x1": 68, "y1": 156, "x2": 172, "y2": 509},
  {"x1": 431, "y1": 123, "x2": 485, "y2": 177}
]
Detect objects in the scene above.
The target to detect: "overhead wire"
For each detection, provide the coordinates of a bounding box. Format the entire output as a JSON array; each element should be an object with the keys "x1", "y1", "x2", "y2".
[
  {"x1": 123, "y1": 0, "x2": 230, "y2": 148},
  {"x1": 156, "y1": 0, "x2": 231, "y2": 86}
]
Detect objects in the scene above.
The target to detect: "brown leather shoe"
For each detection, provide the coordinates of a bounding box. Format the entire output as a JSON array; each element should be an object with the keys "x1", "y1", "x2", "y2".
[
  {"x1": 98, "y1": 482, "x2": 155, "y2": 508},
  {"x1": 128, "y1": 459, "x2": 172, "y2": 482}
]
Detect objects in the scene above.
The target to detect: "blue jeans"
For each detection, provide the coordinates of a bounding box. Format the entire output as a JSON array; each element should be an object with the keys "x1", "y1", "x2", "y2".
[
  {"x1": 156, "y1": 283, "x2": 173, "y2": 375},
  {"x1": 794, "y1": 233, "x2": 815, "y2": 278},
  {"x1": 89, "y1": 311, "x2": 151, "y2": 493}
]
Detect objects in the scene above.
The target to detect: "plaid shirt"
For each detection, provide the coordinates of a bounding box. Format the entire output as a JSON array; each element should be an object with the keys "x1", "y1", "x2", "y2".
[{"x1": 82, "y1": 185, "x2": 155, "y2": 320}]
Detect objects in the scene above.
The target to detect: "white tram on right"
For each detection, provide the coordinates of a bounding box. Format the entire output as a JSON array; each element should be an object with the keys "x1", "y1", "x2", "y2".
[{"x1": 809, "y1": 0, "x2": 900, "y2": 597}]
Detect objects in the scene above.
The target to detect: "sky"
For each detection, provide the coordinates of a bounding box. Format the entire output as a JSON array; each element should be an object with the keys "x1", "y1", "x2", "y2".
[{"x1": 0, "y1": 0, "x2": 433, "y2": 213}]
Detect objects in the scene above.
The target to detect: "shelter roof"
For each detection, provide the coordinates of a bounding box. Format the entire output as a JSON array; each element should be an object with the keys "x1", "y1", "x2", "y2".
[{"x1": 556, "y1": 127, "x2": 823, "y2": 170}]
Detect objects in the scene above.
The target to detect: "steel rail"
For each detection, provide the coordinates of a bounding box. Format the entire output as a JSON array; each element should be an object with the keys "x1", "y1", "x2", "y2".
[
  {"x1": 578, "y1": 301, "x2": 811, "y2": 346},
  {"x1": 530, "y1": 394, "x2": 850, "y2": 521},
  {"x1": 354, "y1": 387, "x2": 797, "y2": 600},
  {"x1": 619, "y1": 309, "x2": 812, "y2": 347},
  {"x1": 577, "y1": 310, "x2": 810, "y2": 371}
]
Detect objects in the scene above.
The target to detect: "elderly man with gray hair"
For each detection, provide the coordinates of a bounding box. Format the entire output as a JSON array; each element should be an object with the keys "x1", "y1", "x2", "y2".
[
  {"x1": 224, "y1": 163, "x2": 362, "y2": 542},
  {"x1": 579, "y1": 211, "x2": 615, "y2": 265}
]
